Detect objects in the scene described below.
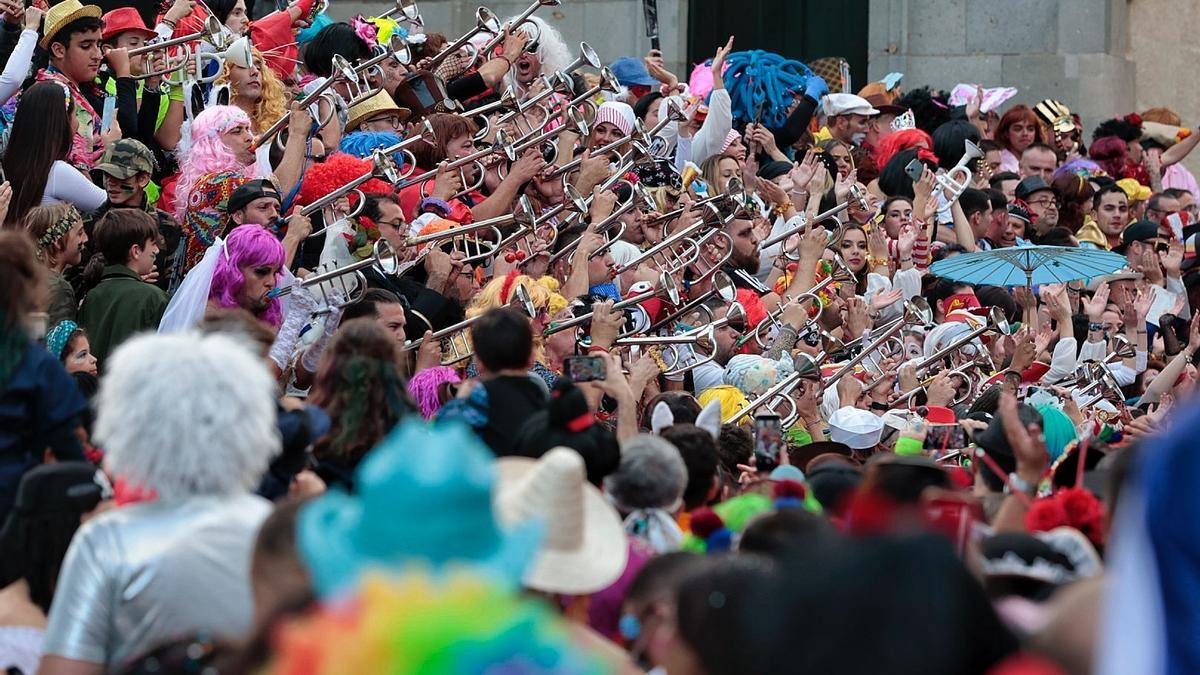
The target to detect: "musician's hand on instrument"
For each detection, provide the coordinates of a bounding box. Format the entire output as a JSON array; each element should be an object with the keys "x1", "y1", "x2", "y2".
[
  {"x1": 287, "y1": 102, "x2": 314, "y2": 140},
  {"x1": 798, "y1": 221, "x2": 827, "y2": 260},
  {"x1": 779, "y1": 299, "x2": 809, "y2": 331},
  {"x1": 925, "y1": 373, "x2": 957, "y2": 408},
  {"x1": 423, "y1": 248, "x2": 454, "y2": 294},
  {"x1": 284, "y1": 212, "x2": 312, "y2": 242},
  {"x1": 575, "y1": 150, "x2": 610, "y2": 192},
  {"x1": 103, "y1": 46, "x2": 132, "y2": 78},
  {"x1": 508, "y1": 149, "x2": 546, "y2": 183},
  {"x1": 414, "y1": 331, "x2": 442, "y2": 373},
  {"x1": 896, "y1": 362, "x2": 919, "y2": 394},
  {"x1": 836, "y1": 373, "x2": 863, "y2": 409},
  {"x1": 587, "y1": 186, "x2": 617, "y2": 223},
  {"x1": 431, "y1": 161, "x2": 463, "y2": 201},
  {"x1": 589, "y1": 299, "x2": 623, "y2": 350}
]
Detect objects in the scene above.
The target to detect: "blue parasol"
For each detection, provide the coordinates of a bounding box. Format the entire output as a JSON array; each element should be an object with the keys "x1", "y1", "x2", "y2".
[{"x1": 928, "y1": 246, "x2": 1127, "y2": 287}]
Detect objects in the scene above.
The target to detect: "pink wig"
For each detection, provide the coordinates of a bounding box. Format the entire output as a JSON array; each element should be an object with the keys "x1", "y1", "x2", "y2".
[
  {"x1": 874, "y1": 128, "x2": 935, "y2": 170},
  {"x1": 176, "y1": 105, "x2": 255, "y2": 224},
  {"x1": 406, "y1": 366, "x2": 461, "y2": 419},
  {"x1": 210, "y1": 224, "x2": 286, "y2": 327}
]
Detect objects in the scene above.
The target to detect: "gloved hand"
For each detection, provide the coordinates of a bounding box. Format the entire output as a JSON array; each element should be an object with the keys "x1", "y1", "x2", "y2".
[
  {"x1": 804, "y1": 75, "x2": 829, "y2": 102},
  {"x1": 300, "y1": 289, "x2": 346, "y2": 373},
  {"x1": 269, "y1": 280, "x2": 319, "y2": 371}
]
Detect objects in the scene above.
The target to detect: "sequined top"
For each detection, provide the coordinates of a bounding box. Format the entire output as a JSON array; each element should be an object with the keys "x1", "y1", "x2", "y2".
[{"x1": 42, "y1": 493, "x2": 272, "y2": 666}]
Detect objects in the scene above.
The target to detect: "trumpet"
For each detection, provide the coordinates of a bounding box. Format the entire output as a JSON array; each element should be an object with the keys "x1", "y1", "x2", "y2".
[
  {"x1": 752, "y1": 256, "x2": 856, "y2": 348},
  {"x1": 425, "y1": 6, "x2": 503, "y2": 72},
  {"x1": 759, "y1": 184, "x2": 870, "y2": 256},
  {"x1": 863, "y1": 306, "x2": 1009, "y2": 392},
  {"x1": 376, "y1": 0, "x2": 421, "y2": 21},
  {"x1": 823, "y1": 301, "x2": 933, "y2": 391},
  {"x1": 266, "y1": 239, "x2": 401, "y2": 311},
  {"x1": 544, "y1": 273, "x2": 680, "y2": 337},
  {"x1": 683, "y1": 301, "x2": 746, "y2": 337},
  {"x1": 397, "y1": 195, "x2": 539, "y2": 275},
  {"x1": 887, "y1": 358, "x2": 989, "y2": 409},
  {"x1": 934, "y1": 139, "x2": 983, "y2": 204},
  {"x1": 620, "y1": 325, "x2": 717, "y2": 377},
  {"x1": 1075, "y1": 361, "x2": 1126, "y2": 411},
  {"x1": 465, "y1": 87, "x2": 520, "y2": 140},
  {"x1": 397, "y1": 130, "x2": 516, "y2": 199},
  {"x1": 478, "y1": 0, "x2": 559, "y2": 54},
  {"x1": 129, "y1": 15, "x2": 223, "y2": 58},
  {"x1": 648, "y1": 271, "x2": 737, "y2": 332},
  {"x1": 254, "y1": 54, "x2": 363, "y2": 149},
  {"x1": 401, "y1": 284, "x2": 536, "y2": 365},
  {"x1": 492, "y1": 72, "x2": 574, "y2": 134},
  {"x1": 510, "y1": 105, "x2": 591, "y2": 156},
  {"x1": 300, "y1": 150, "x2": 410, "y2": 238},
  {"x1": 134, "y1": 34, "x2": 252, "y2": 84},
  {"x1": 725, "y1": 370, "x2": 804, "y2": 427},
  {"x1": 352, "y1": 34, "x2": 414, "y2": 82}
]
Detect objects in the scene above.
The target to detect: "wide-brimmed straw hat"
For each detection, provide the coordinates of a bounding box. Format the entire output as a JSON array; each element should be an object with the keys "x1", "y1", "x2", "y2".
[
  {"x1": 494, "y1": 447, "x2": 628, "y2": 596},
  {"x1": 345, "y1": 89, "x2": 411, "y2": 132},
  {"x1": 42, "y1": 0, "x2": 102, "y2": 49}
]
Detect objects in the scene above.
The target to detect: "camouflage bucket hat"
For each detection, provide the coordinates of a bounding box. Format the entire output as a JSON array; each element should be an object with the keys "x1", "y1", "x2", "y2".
[{"x1": 95, "y1": 139, "x2": 157, "y2": 179}]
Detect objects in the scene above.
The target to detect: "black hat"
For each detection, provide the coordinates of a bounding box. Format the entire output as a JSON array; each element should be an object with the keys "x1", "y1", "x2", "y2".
[
  {"x1": 0, "y1": 463, "x2": 110, "y2": 546},
  {"x1": 1014, "y1": 176, "x2": 1057, "y2": 202},
  {"x1": 757, "y1": 160, "x2": 793, "y2": 181},
  {"x1": 226, "y1": 179, "x2": 283, "y2": 216},
  {"x1": 1113, "y1": 218, "x2": 1160, "y2": 255},
  {"x1": 973, "y1": 403, "x2": 1042, "y2": 460},
  {"x1": 980, "y1": 532, "x2": 1076, "y2": 587}
]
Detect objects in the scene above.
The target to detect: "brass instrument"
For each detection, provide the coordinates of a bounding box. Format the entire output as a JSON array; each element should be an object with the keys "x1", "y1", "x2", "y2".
[
  {"x1": 401, "y1": 285, "x2": 536, "y2": 365},
  {"x1": 254, "y1": 54, "x2": 363, "y2": 149},
  {"x1": 758, "y1": 184, "x2": 870, "y2": 257},
  {"x1": 544, "y1": 272, "x2": 680, "y2": 337},
  {"x1": 301, "y1": 150, "x2": 410, "y2": 238},
  {"x1": 863, "y1": 306, "x2": 1010, "y2": 392},
  {"x1": 647, "y1": 271, "x2": 737, "y2": 332},
  {"x1": 267, "y1": 239, "x2": 400, "y2": 311},
  {"x1": 934, "y1": 140, "x2": 983, "y2": 204},
  {"x1": 752, "y1": 256, "x2": 856, "y2": 348},
  {"x1": 478, "y1": 0, "x2": 559, "y2": 54}
]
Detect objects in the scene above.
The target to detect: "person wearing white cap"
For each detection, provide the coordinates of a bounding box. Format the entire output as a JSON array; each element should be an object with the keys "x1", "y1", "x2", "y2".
[
  {"x1": 827, "y1": 406, "x2": 886, "y2": 456},
  {"x1": 591, "y1": 101, "x2": 636, "y2": 152},
  {"x1": 823, "y1": 93, "x2": 880, "y2": 148}
]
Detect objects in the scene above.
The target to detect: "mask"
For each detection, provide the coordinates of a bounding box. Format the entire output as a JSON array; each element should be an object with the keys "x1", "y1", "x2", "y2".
[{"x1": 851, "y1": 132, "x2": 867, "y2": 145}]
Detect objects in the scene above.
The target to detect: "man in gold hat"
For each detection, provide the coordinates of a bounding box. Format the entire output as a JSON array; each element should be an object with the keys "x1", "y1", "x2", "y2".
[{"x1": 37, "y1": 0, "x2": 123, "y2": 169}]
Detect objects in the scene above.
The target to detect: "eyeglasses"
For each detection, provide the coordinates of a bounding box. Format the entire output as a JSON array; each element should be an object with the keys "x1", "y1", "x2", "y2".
[
  {"x1": 371, "y1": 115, "x2": 406, "y2": 130},
  {"x1": 377, "y1": 218, "x2": 406, "y2": 230},
  {"x1": 1027, "y1": 197, "x2": 1059, "y2": 208}
]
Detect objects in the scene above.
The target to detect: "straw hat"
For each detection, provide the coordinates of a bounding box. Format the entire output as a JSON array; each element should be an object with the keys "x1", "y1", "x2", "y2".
[
  {"x1": 494, "y1": 447, "x2": 628, "y2": 596},
  {"x1": 345, "y1": 89, "x2": 411, "y2": 132},
  {"x1": 42, "y1": 0, "x2": 102, "y2": 49}
]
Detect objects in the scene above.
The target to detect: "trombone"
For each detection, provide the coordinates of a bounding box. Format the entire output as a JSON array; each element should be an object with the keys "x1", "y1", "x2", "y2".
[
  {"x1": 376, "y1": 0, "x2": 421, "y2": 21},
  {"x1": 254, "y1": 54, "x2": 363, "y2": 149},
  {"x1": 619, "y1": 325, "x2": 717, "y2": 377},
  {"x1": 886, "y1": 358, "x2": 989, "y2": 409},
  {"x1": 128, "y1": 15, "x2": 223, "y2": 58},
  {"x1": 648, "y1": 271, "x2": 737, "y2": 332},
  {"x1": 423, "y1": 6, "x2": 503, "y2": 72},
  {"x1": 401, "y1": 284, "x2": 537, "y2": 365},
  {"x1": 397, "y1": 195, "x2": 539, "y2": 275},
  {"x1": 862, "y1": 306, "x2": 1009, "y2": 392},
  {"x1": 396, "y1": 130, "x2": 517, "y2": 199}
]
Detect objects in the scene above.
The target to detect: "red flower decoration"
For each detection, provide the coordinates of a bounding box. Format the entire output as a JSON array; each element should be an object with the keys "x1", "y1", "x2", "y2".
[{"x1": 1025, "y1": 487, "x2": 1106, "y2": 548}]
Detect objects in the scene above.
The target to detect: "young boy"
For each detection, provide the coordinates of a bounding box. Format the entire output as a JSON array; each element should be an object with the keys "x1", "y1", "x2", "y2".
[{"x1": 78, "y1": 208, "x2": 166, "y2": 368}]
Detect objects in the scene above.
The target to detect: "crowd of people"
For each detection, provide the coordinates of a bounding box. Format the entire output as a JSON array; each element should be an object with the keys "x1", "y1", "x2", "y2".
[{"x1": 0, "y1": 0, "x2": 1199, "y2": 673}]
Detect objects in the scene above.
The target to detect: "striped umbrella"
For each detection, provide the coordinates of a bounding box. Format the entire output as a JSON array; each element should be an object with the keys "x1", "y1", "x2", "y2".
[{"x1": 928, "y1": 246, "x2": 1127, "y2": 287}]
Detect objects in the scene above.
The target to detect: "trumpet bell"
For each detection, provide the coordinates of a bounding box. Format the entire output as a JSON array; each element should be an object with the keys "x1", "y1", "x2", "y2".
[
  {"x1": 962, "y1": 139, "x2": 984, "y2": 163},
  {"x1": 712, "y1": 271, "x2": 737, "y2": 302}
]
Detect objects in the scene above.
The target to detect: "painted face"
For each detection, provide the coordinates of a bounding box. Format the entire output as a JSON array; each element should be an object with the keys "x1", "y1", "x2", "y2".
[
  {"x1": 513, "y1": 50, "x2": 542, "y2": 85},
  {"x1": 103, "y1": 173, "x2": 147, "y2": 206},
  {"x1": 237, "y1": 262, "x2": 279, "y2": 313},
  {"x1": 64, "y1": 335, "x2": 98, "y2": 376},
  {"x1": 839, "y1": 227, "x2": 868, "y2": 273},
  {"x1": 883, "y1": 199, "x2": 913, "y2": 239},
  {"x1": 130, "y1": 238, "x2": 160, "y2": 276},
  {"x1": 226, "y1": 0, "x2": 250, "y2": 35},
  {"x1": 61, "y1": 218, "x2": 87, "y2": 267}
]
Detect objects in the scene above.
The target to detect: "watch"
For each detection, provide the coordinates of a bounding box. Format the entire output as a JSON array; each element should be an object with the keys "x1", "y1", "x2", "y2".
[{"x1": 1005, "y1": 472, "x2": 1036, "y2": 496}]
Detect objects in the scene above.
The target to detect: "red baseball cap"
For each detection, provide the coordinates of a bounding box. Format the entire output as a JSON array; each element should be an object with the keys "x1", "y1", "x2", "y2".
[{"x1": 102, "y1": 7, "x2": 155, "y2": 41}]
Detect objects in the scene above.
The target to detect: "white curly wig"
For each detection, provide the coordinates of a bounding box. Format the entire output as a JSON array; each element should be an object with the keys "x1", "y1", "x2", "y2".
[
  {"x1": 95, "y1": 332, "x2": 281, "y2": 501},
  {"x1": 502, "y1": 15, "x2": 571, "y2": 90}
]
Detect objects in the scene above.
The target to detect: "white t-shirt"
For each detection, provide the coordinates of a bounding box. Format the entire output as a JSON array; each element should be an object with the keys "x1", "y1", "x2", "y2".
[{"x1": 40, "y1": 161, "x2": 107, "y2": 212}]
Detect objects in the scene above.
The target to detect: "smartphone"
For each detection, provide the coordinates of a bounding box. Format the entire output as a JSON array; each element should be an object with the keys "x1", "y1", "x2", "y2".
[
  {"x1": 754, "y1": 413, "x2": 783, "y2": 473},
  {"x1": 923, "y1": 424, "x2": 969, "y2": 451},
  {"x1": 904, "y1": 158, "x2": 925, "y2": 183},
  {"x1": 564, "y1": 355, "x2": 607, "y2": 383}
]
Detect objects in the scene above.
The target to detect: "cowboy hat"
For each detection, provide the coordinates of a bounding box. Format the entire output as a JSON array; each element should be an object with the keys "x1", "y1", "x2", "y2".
[
  {"x1": 42, "y1": 0, "x2": 102, "y2": 50},
  {"x1": 494, "y1": 447, "x2": 628, "y2": 596}
]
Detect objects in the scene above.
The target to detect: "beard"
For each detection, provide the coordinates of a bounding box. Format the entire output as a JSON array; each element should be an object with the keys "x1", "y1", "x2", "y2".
[{"x1": 730, "y1": 247, "x2": 759, "y2": 274}]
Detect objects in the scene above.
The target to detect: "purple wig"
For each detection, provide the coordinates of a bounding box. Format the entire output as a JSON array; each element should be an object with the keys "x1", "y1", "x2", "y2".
[{"x1": 210, "y1": 224, "x2": 286, "y2": 327}]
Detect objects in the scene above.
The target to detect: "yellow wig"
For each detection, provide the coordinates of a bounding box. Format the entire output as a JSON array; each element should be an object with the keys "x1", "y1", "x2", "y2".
[
  {"x1": 217, "y1": 48, "x2": 288, "y2": 135},
  {"x1": 456, "y1": 274, "x2": 566, "y2": 367},
  {"x1": 698, "y1": 385, "x2": 751, "y2": 426}
]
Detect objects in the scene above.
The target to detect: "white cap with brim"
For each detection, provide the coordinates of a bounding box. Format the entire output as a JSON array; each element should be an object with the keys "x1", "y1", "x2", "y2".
[
  {"x1": 1086, "y1": 269, "x2": 1143, "y2": 291},
  {"x1": 828, "y1": 406, "x2": 885, "y2": 450},
  {"x1": 823, "y1": 93, "x2": 881, "y2": 118}
]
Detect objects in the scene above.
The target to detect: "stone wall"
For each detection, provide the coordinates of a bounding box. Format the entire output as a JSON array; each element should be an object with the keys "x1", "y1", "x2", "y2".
[
  {"x1": 867, "y1": 0, "x2": 1137, "y2": 133},
  {"x1": 1129, "y1": 0, "x2": 1200, "y2": 178},
  {"x1": 332, "y1": 0, "x2": 689, "y2": 82}
]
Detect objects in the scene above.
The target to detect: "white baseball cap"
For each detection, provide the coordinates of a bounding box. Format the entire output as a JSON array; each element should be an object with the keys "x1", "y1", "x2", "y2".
[{"x1": 828, "y1": 406, "x2": 885, "y2": 450}]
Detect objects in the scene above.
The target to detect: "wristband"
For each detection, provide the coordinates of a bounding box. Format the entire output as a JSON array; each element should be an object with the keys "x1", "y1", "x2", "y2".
[
  {"x1": 1088, "y1": 322, "x2": 1103, "y2": 332},
  {"x1": 1005, "y1": 472, "x2": 1036, "y2": 496},
  {"x1": 895, "y1": 436, "x2": 923, "y2": 456},
  {"x1": 418, "y1": 197, "x2": 452, "y2": 217},
  {"x1": 586, "y1": 345, "x2": 609, "y2": 355}
]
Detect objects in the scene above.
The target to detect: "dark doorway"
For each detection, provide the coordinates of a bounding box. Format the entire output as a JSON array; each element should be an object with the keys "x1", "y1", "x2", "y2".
[{"x1": 687, "y1": 0, "x2": 869, "y2": 92}]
